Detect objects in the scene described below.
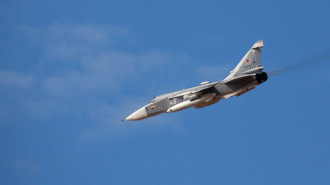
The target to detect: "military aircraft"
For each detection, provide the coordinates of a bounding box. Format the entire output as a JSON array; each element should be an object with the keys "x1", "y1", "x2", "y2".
[{"x1": 125, "y1": 40, "x2": 268, "y2": 121}]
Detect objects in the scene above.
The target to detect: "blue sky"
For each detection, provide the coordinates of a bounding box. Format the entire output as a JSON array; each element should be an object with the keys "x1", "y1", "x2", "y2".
[{"x1": 1, "y1": 0, "x2": 330, "y2": 185}]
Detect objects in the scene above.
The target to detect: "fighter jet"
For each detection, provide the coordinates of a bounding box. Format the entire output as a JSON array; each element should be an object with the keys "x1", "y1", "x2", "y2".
[{"x1": 125, "y1": 40, "x2": 268, "y2": 121}]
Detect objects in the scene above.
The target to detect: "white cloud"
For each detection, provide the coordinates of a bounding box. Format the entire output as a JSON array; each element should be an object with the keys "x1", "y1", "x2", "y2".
[
  {"x1": 17, "y1": 24, "x2": 155, "y2": 99},
  {"x1": 0, "y1": 70, "x2": 33, "y2": 88},
  {"x1": 2, "y1": 22, "x2": 248, "y2": 141},
  {"x1": 46, "y1": 23, "x2": 127, "y2": 45},
  {"x1": 40, "y1": 50, "x2": 179, "y2": 99},
  {"x1": 21, "y1": 23, "x2": 129, "y2": 62},
  {"x1": 22, "y1": 23, "x2": 182, "y2": 99},
  {"x1": 1, "y1": 23, "x2": 191, "y2": 140},
  {"x1": 5, "y1": 23, "x2": 234, "y2": 140}
]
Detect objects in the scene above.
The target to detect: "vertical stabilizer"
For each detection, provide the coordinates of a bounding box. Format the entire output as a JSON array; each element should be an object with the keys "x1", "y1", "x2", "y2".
[{"x1": 225, "y1": 40, "x2": 264, "y2": 80}]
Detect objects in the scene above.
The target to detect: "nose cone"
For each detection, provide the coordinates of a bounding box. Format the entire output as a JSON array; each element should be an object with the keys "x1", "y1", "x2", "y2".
[{"x1": 126, "y1": 107, "x2": 148, "y2": 121}]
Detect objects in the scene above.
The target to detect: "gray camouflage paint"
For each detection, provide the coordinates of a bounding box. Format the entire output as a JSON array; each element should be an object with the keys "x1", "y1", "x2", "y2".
[{"x1": 126, "y1": 40, "x2": 268, "y2": 120}]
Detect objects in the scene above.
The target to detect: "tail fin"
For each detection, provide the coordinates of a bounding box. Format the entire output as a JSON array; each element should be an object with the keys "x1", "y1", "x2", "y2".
[{"x1": 224, "y1": 40, "x2": 264, "y2": 80}]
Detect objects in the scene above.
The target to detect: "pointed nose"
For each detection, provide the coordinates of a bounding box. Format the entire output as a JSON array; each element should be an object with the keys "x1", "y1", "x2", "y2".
[{"x1": 126, "y1": 107, "x2": 148, "y2": 121}]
